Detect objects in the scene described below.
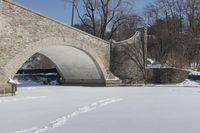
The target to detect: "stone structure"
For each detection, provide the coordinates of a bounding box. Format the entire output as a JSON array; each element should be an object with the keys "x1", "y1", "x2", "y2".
[
  {"x1": 111, "y1": 28, "x2": 147, "y2": 84},
  {"x1": 0, "y1": 0, "x2": 121, "y2": 93},
  {"x1": 146, "y1": 68, "x2": 189, "y2": 84}
]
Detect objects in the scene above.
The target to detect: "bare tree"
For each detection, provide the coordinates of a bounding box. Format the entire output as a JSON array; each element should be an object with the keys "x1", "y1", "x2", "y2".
[
  {"x1": 145, "y1": 0, "x2": 200, "y2": 68},
  {"x1": 184, "y1": 0, "x2": 200, "y2": 36},
  {"x1": 110, "y1": 14, "x2": 143, "y2": 41},
  {"x1": 74, "y1": 0, "x2": 137, "y2": 40}
]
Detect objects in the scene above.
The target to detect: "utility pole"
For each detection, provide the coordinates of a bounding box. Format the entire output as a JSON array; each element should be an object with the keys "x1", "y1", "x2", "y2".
[
  {"x1": 0, "y1": 0, "x2": 2, "y2": 13},
  {"x1": 71, "y1": 0, "x2": 75, "y2": 26}
]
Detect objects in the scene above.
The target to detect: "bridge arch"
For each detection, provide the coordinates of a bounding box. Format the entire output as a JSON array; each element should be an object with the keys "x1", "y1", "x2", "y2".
[
  {"x1": 39, "y1": 46, "x2": 106, "y2": 85},
  {"x1": 3, "y1": 37, "x2": 108, "y2": 86}
]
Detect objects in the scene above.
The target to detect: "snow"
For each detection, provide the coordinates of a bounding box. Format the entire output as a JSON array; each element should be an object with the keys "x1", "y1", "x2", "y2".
[
  {"x1": 177, "y1": 79, "x2": 200, "y2": 86},
  {"x1": 8, "y1": 78, "x2": 20, "y2": 85},
  {"x1": 189, "y1": 70, "x2": 200, "y2": 76},
  {"x1": 1, "y1": 86, "x2": 200, "y2": 133},
  {"x1": 13, "y1": 97, "x2": 123, "y2": 133},
  {"x1": 0, "y1": 96, "x2": 47, "y2": 103},
  {"x1": 146, "y1": 58, "x2": 177, "y2": 69},
  {"x1": 147, "y1": 58, "x2": 155, "y2": 64},
  {"x1": 146, "y1": 58, "x2": 163, "y2": 68},
  {"x1": 147, "y1": 79, "x2": 200, "y2": 87}
]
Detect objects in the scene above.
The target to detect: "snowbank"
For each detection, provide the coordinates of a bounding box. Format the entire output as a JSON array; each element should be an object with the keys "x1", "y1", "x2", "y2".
[
  {"x1": 189, "y1": 70, "x2": 200, "y2": 76},
  {"x1": 177, "y1": 79, "x2": 200, "y2": 87}
]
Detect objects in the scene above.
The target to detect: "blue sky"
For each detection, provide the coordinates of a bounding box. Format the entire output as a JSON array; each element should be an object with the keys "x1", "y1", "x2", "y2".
[{"x1": 15, "y1": 0, "x2": 154, "y2": 24}]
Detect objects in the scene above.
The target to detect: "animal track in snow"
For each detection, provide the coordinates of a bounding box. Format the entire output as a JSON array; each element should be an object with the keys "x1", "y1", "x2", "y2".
[{"x1": 13, "y1": 97, "x2": 123, "y2": 133}]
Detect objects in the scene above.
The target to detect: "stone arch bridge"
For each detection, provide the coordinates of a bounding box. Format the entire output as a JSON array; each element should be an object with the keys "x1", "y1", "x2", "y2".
[{"x1": 0, "y1": 0, "x2": 121, "y2": 93}]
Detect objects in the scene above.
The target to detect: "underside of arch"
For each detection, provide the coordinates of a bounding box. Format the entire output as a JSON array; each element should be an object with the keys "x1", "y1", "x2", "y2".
[{"x1": 38, "y1": 46, "x2": 106, "y2": 86}]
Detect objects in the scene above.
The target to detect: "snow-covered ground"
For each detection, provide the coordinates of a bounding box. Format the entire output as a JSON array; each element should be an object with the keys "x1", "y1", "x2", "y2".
[
  {"x1": 147, "y1": 79, "x2": 200, "y2": 87},
  {"x1": 189, "y1": 70, "x2": 200, "y2": 76},
  {"x1": 1, "y1": 86, "x2": 200, "y2": 133},
  {"x1": 177, "y1": 79, "x2": 200, "y2": 86}
]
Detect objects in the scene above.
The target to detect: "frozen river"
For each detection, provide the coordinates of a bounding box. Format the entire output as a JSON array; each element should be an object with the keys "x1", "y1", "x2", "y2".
[{"x1": 1, "y1": 86, "x2": 200, "y2": 133}]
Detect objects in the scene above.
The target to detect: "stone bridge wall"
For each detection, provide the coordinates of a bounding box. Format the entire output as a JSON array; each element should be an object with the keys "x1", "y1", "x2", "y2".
[{"x1": 0, "y1": 0, "x2": 119, "y2": 92}]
